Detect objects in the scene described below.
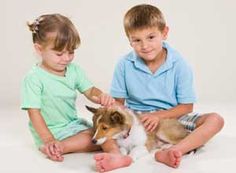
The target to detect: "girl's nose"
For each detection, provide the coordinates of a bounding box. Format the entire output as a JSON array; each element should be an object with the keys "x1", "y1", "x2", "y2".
[{"x1": 63, "y1": 53, "x2": 73, "y2": 61}]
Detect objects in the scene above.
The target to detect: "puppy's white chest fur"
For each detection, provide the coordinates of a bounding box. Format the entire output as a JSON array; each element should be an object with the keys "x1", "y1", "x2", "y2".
[
  {"x1": 117, "y1": 122, "x2": 147, "y2": 149},
  {"x1": 116, "y1": 112, "x2": 149, "y2": 160}
]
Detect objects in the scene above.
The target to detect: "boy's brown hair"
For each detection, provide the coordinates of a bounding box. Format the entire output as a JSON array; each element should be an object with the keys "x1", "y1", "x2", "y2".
[
  {"x1": 27, "y1": 14, "x2": 80, "y2": 52},
  {"x1": 124, "y1": 4, "x2": 166, "y2": 36}
]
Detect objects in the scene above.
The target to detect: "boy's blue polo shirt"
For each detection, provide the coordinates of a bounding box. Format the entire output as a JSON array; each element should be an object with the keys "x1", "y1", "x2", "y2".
[{"x1": 111, "y1": 42, "x2": 196, "y2": 111}]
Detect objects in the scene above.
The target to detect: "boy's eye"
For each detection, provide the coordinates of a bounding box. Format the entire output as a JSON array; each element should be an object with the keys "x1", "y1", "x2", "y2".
[
  {"x1": 69, "y1": 51, "x2": 74, "y2": 55},
  {"x1": 133, "y1": 39, "x2": 140, "y2": 42},
  {"x1": 148, "y1": 36, "x2": 155, "y2": 40}
]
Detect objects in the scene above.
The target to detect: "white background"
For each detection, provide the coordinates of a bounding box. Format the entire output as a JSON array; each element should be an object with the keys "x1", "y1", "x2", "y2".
[
  {"x1": 1, "y1": 0, "x2": 236, "y2": 109},
  {"x1": 1, "y1": 1, "x2": 236, "y2": 172}
]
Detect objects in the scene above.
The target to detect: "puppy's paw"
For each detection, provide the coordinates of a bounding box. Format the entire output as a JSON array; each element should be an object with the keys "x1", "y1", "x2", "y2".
[{"x1": 120, "y1": 147, "x2": 128, "y2": 155}]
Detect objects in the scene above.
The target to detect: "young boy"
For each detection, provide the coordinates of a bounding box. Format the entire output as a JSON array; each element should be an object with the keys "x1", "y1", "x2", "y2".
[{"x1": 94, "y1": 4, "x2": 224, "y2": 172}]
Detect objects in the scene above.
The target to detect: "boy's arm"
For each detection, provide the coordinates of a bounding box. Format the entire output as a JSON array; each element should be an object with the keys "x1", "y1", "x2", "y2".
[
  {"x1": 141, "y1": 103, "x2": 193, "y2": 132},
  {"x1": 151, "y1": 103, "x2": 193, "y2": 119},
  {"x1": 27, "y1": 108, "x2": 55, "y2": 143},
  {"x1": 114, "y1": 98, "x2": 193, "y2": 118}
]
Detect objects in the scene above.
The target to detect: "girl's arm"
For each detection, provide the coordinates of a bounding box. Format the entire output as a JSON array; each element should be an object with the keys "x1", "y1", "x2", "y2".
[
  {"x1": 114, "y1": 98, "x2": 125, "y2": 106},
  {"x1": 27, "y1": 108, "x2": 55, "y2": 143},
  {"x1": 27, "y1": 109, "x2": 63, "y2": 160},
  {"x1": 83, "y1": 87, "x2": 115, "y2": 106}
]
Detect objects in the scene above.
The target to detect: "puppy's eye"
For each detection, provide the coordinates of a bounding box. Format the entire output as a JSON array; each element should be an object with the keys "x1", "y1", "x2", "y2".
[{"x1": 102, "y1": 126, "x2": 108, "y2": 130}]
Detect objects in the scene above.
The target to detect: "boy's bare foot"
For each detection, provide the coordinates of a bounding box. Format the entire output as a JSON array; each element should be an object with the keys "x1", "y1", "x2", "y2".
[
  {"x1": 94, "y1": 153, "x2": 132, "y2": 172},
  {"x1": 155, "y1": 149, "x2": 182, "y2": 168},
  {"x1": 39, "y1": 145, "x2": 64, "y2": 162}
]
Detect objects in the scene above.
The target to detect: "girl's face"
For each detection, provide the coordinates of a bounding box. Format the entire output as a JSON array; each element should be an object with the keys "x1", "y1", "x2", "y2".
[
  {"x1": 128, "y1": 26, "x2": 168, "y2": 63},
  {"x1": 35, "y1": 43, "x2": 75, "y2": 76}
]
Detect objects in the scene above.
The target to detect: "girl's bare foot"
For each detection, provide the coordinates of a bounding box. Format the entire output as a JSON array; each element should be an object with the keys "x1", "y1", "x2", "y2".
[
  {"x1": 155, "y1": 149, "x2": 182, "y2": 168},
  {"x1": 94, "y1": 153, "x2": 132, "y2": 172}
]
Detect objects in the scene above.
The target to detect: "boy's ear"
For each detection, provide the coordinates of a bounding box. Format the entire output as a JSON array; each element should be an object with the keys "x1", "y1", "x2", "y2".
[
  {"x1": 85, "y1": 105, "x2": 98, "y2": 113},
  {"x1": 162, "y1": 26, "x2": 169, "y2": 40}
]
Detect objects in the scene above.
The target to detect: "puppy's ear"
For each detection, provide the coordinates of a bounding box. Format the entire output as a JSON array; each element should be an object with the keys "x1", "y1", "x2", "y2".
[
  {"x1": 85, "y1": 105, "x2": 97, "y2": 113},
  {"x1": 110, "y1": 111, "x2": 124, "y2": 124}
]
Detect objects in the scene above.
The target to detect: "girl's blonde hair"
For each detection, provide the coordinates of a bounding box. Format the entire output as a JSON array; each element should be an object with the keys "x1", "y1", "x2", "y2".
[
  {"x1": 124, "y1": 4, "x2": 166, "y2": 36},
  {"x1": 27, "y1": 14, "x2": 80, "y2": 52}
]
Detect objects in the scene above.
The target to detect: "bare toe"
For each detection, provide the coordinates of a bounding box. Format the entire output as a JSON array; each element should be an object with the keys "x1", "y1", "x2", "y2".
[
  {"x1": 93, "y1": 153, "x2": 132, "y2": 172},
  {"x1": 155, "y1": 149, "x2": 182, "y2": 168}
]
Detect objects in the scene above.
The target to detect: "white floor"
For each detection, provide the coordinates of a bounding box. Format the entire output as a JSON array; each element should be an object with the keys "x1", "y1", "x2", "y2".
[{"x1": 1, "y1": 103, "x2": 235, "y2": 173}]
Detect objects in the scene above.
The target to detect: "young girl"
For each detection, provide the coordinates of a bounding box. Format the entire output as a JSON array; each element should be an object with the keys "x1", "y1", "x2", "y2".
[{"x1": 21, "y1": 14, "x2": 115, "y2": 162}]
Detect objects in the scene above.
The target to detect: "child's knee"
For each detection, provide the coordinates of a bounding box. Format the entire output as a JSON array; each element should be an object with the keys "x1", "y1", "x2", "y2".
[
  {"x1": 196, "y1": 113, "x2": 224, "y2": 131},
  {"x1": 205, "y1": 113, "x2": 224, "y2": 130}
]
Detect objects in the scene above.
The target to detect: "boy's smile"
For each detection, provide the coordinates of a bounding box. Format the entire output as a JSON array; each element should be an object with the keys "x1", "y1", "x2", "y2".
[{"x1": 128, "y1": 27, "x2": 168, "y2": 65}]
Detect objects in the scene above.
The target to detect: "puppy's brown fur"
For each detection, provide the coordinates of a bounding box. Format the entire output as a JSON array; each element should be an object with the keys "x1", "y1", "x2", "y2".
[{"x1": 87, "y1": 106, "x2": 189, "y2": 151}]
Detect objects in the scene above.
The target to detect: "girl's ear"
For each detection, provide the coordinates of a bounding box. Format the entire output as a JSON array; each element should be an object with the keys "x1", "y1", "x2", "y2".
[
  {"x1": 34, "y1": 43, "x2": 43, "y2": 55},
  {"x1": 162, "y1": 26, "x2": 169, "y2": 40}
]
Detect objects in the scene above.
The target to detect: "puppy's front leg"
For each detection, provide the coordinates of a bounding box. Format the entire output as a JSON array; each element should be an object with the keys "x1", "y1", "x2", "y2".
[
  {"x1": 120, "y1": 147, "x2": 128, "y2": 155},
  {"x1": 129, "y1": 145, "x2": 149, "y2": 161}
]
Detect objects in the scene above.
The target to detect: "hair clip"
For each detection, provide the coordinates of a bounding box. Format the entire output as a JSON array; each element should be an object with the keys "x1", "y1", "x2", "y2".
[{"x1": 32, "y1": 17, "x2": 43, "y2": 34}]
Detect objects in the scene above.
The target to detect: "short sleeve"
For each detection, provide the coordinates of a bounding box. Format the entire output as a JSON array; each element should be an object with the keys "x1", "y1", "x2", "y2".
[
  {"x1": 74, "y1": 64, "x2": 93, "y2": 93},
  {"x1": 21, "y1": 74, "x2": 42, "y2": 110},
  {"x1": 175, "y1": 60, "x2": 196, "y2": 104},
  {"x1": 110, "y1": 59, "x2": 128, "y2": 98}
]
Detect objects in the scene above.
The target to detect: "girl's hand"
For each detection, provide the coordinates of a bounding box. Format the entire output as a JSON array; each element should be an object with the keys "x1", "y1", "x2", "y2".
[
  {"x1": 40, "y1": 140, "x2": 64, "y2": 161},
  {"x1": 92, "y1": 93, "x2": 115, "y2": 107},
  {"x1": 140, "y1": 113, "x2": 161, "y2": 132}
]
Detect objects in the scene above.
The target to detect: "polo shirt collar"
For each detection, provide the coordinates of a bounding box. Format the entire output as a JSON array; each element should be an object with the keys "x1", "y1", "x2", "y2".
[{"x1": 128, "y1": 42, "x2": 177, "y2": 76}]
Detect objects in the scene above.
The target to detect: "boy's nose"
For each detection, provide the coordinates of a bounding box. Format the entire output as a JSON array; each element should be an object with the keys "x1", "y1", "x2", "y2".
[{"x1": 141, "y1": 41, "x2": 148, "y2": 49}]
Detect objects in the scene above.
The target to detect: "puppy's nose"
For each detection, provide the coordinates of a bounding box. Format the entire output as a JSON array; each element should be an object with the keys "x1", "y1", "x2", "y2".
[{"x1": 92, "y1": 139, "x2": 97, "y2": 144}]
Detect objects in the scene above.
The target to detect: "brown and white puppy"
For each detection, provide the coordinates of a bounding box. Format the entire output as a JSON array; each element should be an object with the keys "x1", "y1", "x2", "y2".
[{"x1": 86, "y1": 106, "x2": 189, "y2": 161}]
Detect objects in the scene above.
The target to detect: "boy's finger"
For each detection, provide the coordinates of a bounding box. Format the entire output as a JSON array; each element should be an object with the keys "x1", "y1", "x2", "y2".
[
  {"x1": 140, "y1": 116, "x2": 148, "y2": 122},
  {"x1": 149, "y1": 123, "x2": 157, "y2": 132},
  {"x1": 146, "y1": 123, "x2": 154, "y2": 132}
]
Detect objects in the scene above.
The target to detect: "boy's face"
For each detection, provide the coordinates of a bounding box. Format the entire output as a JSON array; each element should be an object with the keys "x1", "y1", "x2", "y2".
[
  {"x1": 34, "y1": 43, "x2": 75, "y2": 75},
  {"x1": 128, "y1": 27, "x2": 168, "y2": 63}
]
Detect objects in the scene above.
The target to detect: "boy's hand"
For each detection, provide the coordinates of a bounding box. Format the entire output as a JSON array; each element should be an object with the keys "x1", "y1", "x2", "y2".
[
  {"x1": 92, "y1": 93, "x2": 115, "y2": 107},
  {"x1": 39, "y1": 140, "x2": 64, "y2": 162},
  {"x1": 140, "y1": 113, "x2": 161, "y2": 132}
]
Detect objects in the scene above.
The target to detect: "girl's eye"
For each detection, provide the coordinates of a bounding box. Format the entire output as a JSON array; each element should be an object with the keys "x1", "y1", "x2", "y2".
[{"x1": 56, "y1": 52, "x2": 63, "y2": 56}]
